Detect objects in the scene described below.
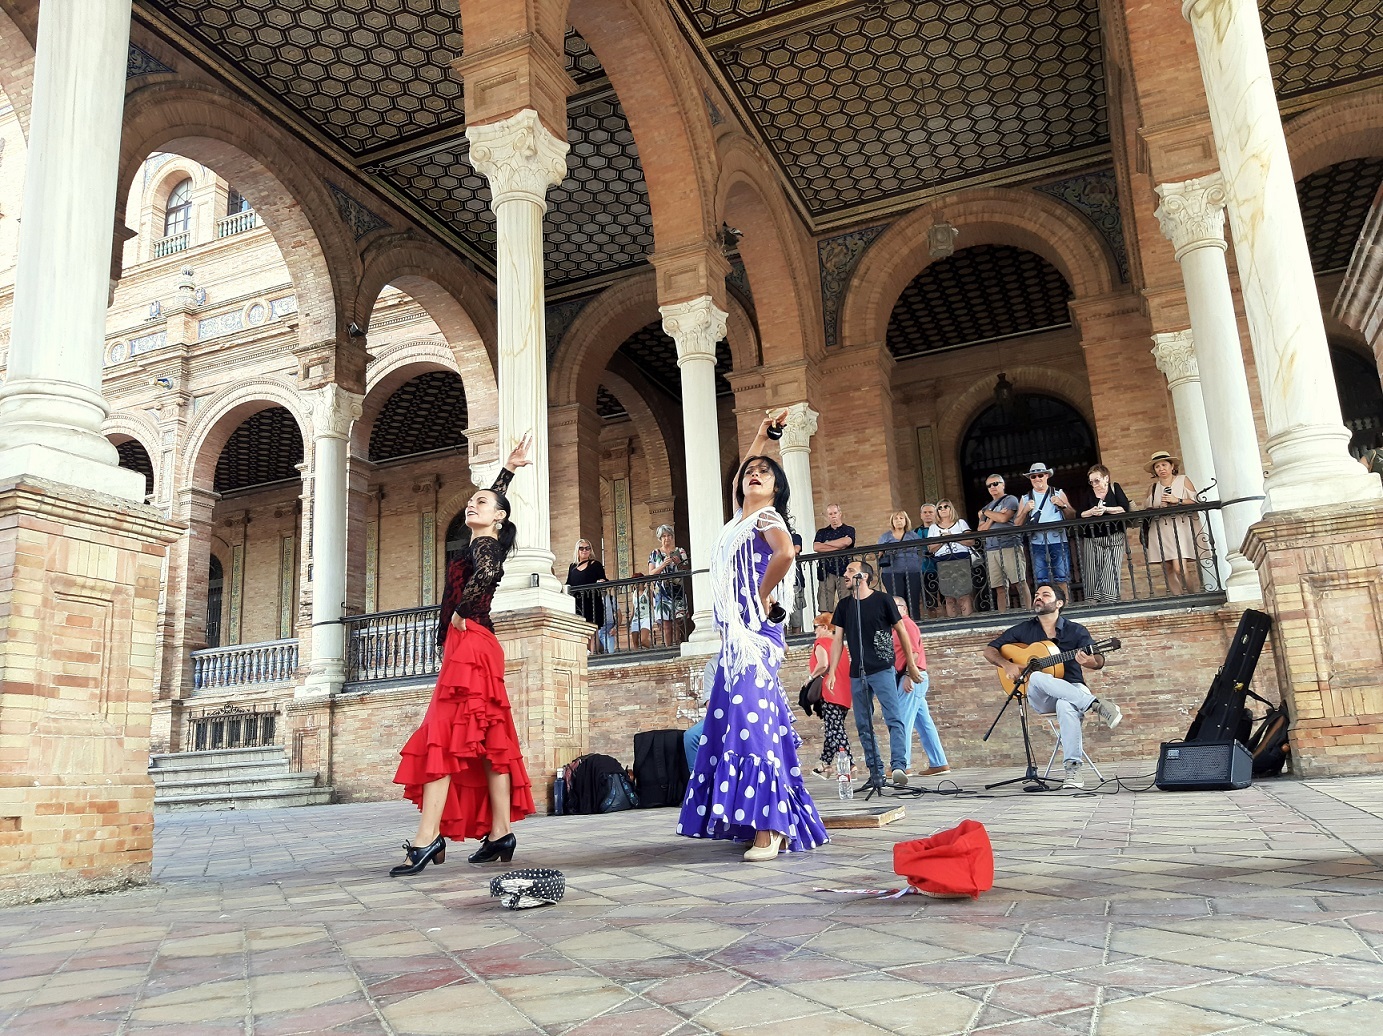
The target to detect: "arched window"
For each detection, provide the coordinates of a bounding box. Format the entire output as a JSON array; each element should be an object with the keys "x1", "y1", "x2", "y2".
[
  {"x1": 163, "y1": 177, "x2": 192, "y2": 237},
  {"x1": 206, "y1": 556, "x2": 224, "y2": 649},
  {"x1": 958, "y1": 393, "x2": 1097, "y2": 519},
  {"x1": 226, "y1": 187, "x2": 250, "y2": 216}
]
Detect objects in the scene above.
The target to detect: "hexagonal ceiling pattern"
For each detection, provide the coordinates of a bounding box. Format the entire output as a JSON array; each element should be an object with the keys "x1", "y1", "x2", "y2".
[
  {"x1": 369, "y1": 370, "x2": 469, "y2": 462},
  {"x1": 1263, "y1": 0, "x2": 1383, "y2": 99},
  {"x1": 115, "y1": 439, "x2": 156, "y2": 498},
  {"x1": 617, "y1": 322, "x2": 734, "y2": 402},
  {"x1": 885, "y1": 245, "x2": 1074, "y2": 360},
  {"x1": 214, "y1": 406, "x2": 304, "y2": 493},
  {"x1": 1297, "y1": 156, "x2": 1383, "y2": 275}
]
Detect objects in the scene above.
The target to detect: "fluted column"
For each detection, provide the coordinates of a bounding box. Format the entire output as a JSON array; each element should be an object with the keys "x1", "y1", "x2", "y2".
[
  {"x1": 661, "y1": 296, "x2": 728, "y2": 654},
  {"x1": 301, "y1": 385, "x2": 362, "y2": 697},
  {"x1": 467, "y1": 109, "x2": 573, "y2": 612},
  {"x1": 1155, "y1": 174, "x2": 1265, "y2": 600},
  {"x1": 1151, "y1": 330, "x2": 1231, "y2": 593},
  {"x1": 1182, "y1": 0, "x2": 1380, "y2": 510},
  {"x1": 0, "y1": 0, "x2": 141, "y2": 500},
  {"x1": 777, "y1": 402, "x2": 820, "y2": 545}
]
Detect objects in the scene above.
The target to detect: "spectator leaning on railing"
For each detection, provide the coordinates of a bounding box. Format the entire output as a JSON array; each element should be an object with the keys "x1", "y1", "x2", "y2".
[
  {"x1": 1015, "y1": 461, "x2": 1076, "y2": 600},
  {"x1": 976, "y1": 473, "x2": 1029, "y2": 613},
  {"x1": 877, "y1": 510, "x2": 924, "y2": 620},
  {"x1": 813, "y1": 504, "x2": 856, "y2": 612}
]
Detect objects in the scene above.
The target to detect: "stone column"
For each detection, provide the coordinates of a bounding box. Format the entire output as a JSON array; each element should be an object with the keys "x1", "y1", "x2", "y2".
[
  {"x1": 1155, "y1": 174, "x2": 1266, "y2": 600},
  {"x1": 0, "y1": 0, "x2": 141, "y2": 501},
  {"x1": 777, "y1": 402, "x2": 820, "y2": 545},
  {"x1": 301, "y1": 384, "x2": 362, "y2": 697},
  {"x1": 467, "y1": 110, "x2": 573, "y2": 613},
  {"x1": 1182, "y1": 0, "x2": 1380, "y2": 510},
  {"x1": 661, "y1": 296, "x2": 728, "y2": 655},
  {"x1": 1151, "y1": 329, "x2": 1231, "y2": 593}
]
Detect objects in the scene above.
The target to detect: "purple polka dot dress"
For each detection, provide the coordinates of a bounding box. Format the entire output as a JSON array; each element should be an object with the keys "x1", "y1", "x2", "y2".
[{"x1": 677, "y1": 526, "x2": 828, "y2": 852}]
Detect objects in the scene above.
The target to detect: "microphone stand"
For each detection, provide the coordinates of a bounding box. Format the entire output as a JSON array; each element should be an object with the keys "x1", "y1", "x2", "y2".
[{"x1": 983, "y1": 663, "x2": 1059, "y2": 792}]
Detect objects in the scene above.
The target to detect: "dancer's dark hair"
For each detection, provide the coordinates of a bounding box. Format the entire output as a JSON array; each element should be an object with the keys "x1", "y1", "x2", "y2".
[{"x1": 733, "y1": 454, "x2": 792, "y2": 529}]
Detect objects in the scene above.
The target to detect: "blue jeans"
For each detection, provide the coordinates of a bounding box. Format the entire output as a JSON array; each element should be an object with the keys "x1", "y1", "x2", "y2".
[
  {"x1": 683, "y1": 720, "x2": 704, "y2": 774},
  {"x1": 851, "y1": 669, "x2": 908, "y2": 781},
  {"x1": 1030, "y1": 539, "x2": 1071, "y2": 585},
  {"x1": 896, "y1": 670, "x2": 947, "y2": 770}
]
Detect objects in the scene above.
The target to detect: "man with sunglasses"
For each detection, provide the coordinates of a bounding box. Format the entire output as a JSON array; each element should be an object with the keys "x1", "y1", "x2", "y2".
[
  {"x1": 1015, "y1": 461, "x2": 1076, "y2": 600},
  {"x1": 977, "y1": 474, "x2": 1030, "y2": 612}
]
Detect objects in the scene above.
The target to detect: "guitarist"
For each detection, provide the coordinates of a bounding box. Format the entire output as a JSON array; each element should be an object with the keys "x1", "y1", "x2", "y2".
[{"x1": 982, "y1": 584, "x2": 1124, "y2": 789}]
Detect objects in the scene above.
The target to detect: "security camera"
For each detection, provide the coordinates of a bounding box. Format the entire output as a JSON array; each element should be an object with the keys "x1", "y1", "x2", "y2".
[{"x1": 348, "y1": 322, "x2": 365, "y2": 338}]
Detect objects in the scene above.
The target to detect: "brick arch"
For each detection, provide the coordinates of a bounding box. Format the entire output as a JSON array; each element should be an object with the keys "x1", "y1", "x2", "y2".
[
  {"x1": 181, "y1": 377, "x2": 310, "y2": 491},
  {"x1": 600, "y1": 369, "x2": 676, "y2": 507},
  {"x1": 551, "y1": 271, "x2": 757, "y2": 409},
  {"x1": 355, "y1": 239, "x2": 499, "y2": 432},
  {"x1": 1286, "y1": 89, "x2": 1383, "y2": 179},
  {"x1": 717, "y1": 134, "x2": 823, "y2": 364},
  {"x1": 568, "y1": 0, "x2": 718, "y2": 258},
  {"x1": 102, "y1": 412, "x2": 162, "y2": 499},
  {"x1": 933, "y1": 366, "x2": 1096, "y2": 498},
  {"x1": 839, "y1": 188, "x2": 1120, "y2": 349},
  {"x1": 353, "y1": 340, "x2": 463, "y2": 461},
  {"x1": 119, "y1": 82, "x2": 354, "y2": 346},
  {"x1": 0, "y1": 3, "x2": 34, "y2": 140}
]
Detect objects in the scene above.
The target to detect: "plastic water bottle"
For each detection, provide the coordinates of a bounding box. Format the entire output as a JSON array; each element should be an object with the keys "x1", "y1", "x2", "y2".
[{"x1": 836, "y1": 748, "x2": 853, "y2": 801}]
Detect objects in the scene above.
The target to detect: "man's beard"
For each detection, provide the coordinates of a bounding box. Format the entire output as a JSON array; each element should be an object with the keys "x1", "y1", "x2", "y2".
[{"x1": 1034, "y1": 599, "x2": 1059, "y2": 616}]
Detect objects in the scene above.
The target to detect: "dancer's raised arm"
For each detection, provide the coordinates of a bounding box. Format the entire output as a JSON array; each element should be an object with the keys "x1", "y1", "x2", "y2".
[{"x1": 747, "y1": 409, "x2": 788, "y2": 458}]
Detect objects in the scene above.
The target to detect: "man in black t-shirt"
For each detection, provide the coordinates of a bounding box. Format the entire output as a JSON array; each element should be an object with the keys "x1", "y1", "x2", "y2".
[
  {"x1": 827, "y1": 559, "x2": 925, "y2": 790},
  {"x1": 813, "y1": 504, "x2": 856, "y2": 613},
  {"x1": 982, "y1": 584, "x2": 1124, "y2": 789}
]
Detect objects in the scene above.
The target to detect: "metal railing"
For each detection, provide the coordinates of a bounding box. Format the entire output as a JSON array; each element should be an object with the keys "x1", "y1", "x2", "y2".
[
  {"x1": 184, "y1": 702, "x2": 279, "y2": 752},
  {"x1": 570, "y1": 570, "x2": 694, "y2": 658},
  {"x1": 153, "y1": 230, "x2": 190, "y2": 258},
  {"x1": 191, "y1": 638, "x2": 299, "y2": 690},
  {"x1": 217, "y1": 209, "x2": 259, "y2": 238},
  {"x1": 344, "y1": 606, "x2": 441, "y2": 684}
]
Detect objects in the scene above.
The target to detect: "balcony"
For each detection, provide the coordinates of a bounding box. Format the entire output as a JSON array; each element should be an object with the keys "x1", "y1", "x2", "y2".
[
  {"x1": 152, "y1": 230, "x2": 190, "y2": 258},
  {"x1": 191, "y1": 638, "x2": 299, "y2": 691},
  {"x1": 217, "y1": 209, "x2": 260, "y2": 238}
]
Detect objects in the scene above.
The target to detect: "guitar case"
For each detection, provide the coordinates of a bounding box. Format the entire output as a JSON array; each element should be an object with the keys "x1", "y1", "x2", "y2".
[{"x1": 1185, "y1": 608, "x2": 1272, "y2": 743}]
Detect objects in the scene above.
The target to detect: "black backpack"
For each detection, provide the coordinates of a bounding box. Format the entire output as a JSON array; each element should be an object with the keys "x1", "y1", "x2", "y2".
[
  {"x1": 631, "y1": 729, "x2": 689, "y2": 808},
  {"x1": 1247, "y1": 701, "x2": 1291, "y2": 777}
]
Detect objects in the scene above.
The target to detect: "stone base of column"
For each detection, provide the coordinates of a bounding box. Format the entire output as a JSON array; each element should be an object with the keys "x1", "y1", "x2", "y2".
[
  {"x1": 1244, "y1": 501, "x2": 1383, "y2": 776},
  {"x1": 0, "y1": 441, "x2": 146, "y2": 503},
  {"x1": 494, "y1": 608, "x2": 590, "y2": 814},
  {"x1": 682, "y1": 608, "x2": 720, "y2": 656},
  {"x1": 299, "y1": 660, "x2": 345, "y2": 700},
  {"x1": 0, "y1": 478, "x2": 178, "y2": 907},
  {"x1": 1222, "y1": 550, "x2": 1263, "y2": 603}
]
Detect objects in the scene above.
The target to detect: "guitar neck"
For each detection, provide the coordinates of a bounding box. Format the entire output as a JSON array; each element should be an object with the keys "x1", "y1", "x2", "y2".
[{"x1": 1029, "y1": 640, "x2": 1113, "y2": 673}]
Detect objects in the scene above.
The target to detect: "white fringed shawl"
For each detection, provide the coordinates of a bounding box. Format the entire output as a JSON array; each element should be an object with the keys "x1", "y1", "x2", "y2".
[{"x1": 711, "y1": 505, "x2": 796, "y2": 683}]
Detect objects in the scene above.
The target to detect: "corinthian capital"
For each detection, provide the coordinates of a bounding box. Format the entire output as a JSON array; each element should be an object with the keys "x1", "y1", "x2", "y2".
[
  {"x1": 1151, "y1": 329, "x2": 1200, "y2": 389},
  {"x1": 1155, "y1": 173, "x2": 1228, "y2": 259},
  {"x1": 306, "y1": 383, "x2": 363, "y2": 441},
  {"x1": 660, "y1": 296, "x2": 728, "y2": 365},
  {"x1": 466, "y1": 109, "x2": 569, "y2": 209},
  {"x1": 777, "y1": 402, "x2": 820, "y2": 452}
]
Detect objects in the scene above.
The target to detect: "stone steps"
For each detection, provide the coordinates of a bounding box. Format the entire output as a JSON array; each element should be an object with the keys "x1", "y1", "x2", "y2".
[{"x1": 149, "y1": 746, "x2": 332, "y2": 811}]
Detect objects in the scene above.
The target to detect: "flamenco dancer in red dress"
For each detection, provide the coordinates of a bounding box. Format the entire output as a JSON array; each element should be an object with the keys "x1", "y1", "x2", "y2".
[{"x1": 390, "y1": 432, "x2": 537, "y2": 873}]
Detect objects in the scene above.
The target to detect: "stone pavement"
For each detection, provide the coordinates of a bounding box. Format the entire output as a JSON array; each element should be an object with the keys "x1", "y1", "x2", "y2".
[{"x1": 3, "y1": 767, "x2": 1383, "y2": 1035}]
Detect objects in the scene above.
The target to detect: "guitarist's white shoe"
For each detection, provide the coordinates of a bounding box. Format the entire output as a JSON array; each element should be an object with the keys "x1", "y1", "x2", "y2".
[
  {"x1": 1091, "y1": 699, "x2": 1123, "y2": 730},
  {"x1": 1063, "y1": 761, "x2": 1086, "y2": 789}
]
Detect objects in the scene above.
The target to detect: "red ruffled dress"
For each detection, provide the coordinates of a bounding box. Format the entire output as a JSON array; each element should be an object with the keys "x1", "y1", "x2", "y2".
[{"x1": 393, "y1": 474, "x2": 536, "y2": 840}]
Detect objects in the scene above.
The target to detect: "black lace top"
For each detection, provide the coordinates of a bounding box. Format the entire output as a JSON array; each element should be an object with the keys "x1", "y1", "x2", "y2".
[{"x1": 435, "y1": 468, "x2": 514, "y2": 645}]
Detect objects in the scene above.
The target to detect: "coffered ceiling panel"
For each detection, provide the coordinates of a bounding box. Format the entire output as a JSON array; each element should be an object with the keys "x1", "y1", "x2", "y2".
[
  {"x1": 617, "y1": 322, "x2": 734, "y2": 401},
  {"x1": 885, "y1": 244, "x2": 1073, "y2": 360},
  {"x1": 1263, "y1": 0, "x2": 1383, "y2": 99},
  {"x1": 214, "y1": 406, "x2": 304, "y2": 493},
  {"x1": 1297, "y1": 156, "x2": 1383, "y2": 275},
  {"x1": 369, "y1": 370, "x2": 469, "y2": 462}
]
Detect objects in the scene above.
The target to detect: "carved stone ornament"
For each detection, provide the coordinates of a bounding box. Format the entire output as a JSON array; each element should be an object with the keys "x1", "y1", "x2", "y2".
[
  {"x1": 1151, "y1": 329, "x2": 1200, "y2": 388},
  {"x1": 1154, "y1": 173, "x2": 1228, "y2": 259},
  {"x1": 466, "y1": 109, "x2": 570, "y2": 210},
  {"x1": 659, "y1": 296, "x2": 729, "y2": 364},
  {"x1": 306, "y1": 384, "x2": 363, "y2": 441},
  {"x1": 778, "y1": 402, "x2": 820, "y2": 452}
]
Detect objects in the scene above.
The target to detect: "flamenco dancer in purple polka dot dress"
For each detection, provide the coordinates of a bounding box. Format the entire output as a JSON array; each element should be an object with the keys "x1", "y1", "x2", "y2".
[{"x1": 677, "y1": 412, "x2": 829, "y2": 862}]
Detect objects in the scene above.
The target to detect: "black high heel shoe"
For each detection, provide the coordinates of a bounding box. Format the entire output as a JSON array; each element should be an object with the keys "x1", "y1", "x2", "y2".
[
  {"x1": 389, "y1": 835, "x2": 446, "y2": 876},
  {"x1": 467, "y1": 832, "x2": 517, "y2": 865}
]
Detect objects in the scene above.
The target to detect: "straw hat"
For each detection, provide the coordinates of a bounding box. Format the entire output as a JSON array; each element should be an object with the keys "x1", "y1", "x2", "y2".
[
  {"x1": 1145, "y1": 450, "x2": 1180, "y2": 474},
  {"x1": 1022, "y1": 461, "x2": 1054, "y2": 478}
]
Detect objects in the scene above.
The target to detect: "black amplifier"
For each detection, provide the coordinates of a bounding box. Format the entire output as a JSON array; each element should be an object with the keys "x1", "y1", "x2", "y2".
[{"x1": 1155, "y1": 740, "x2": 1253, "y2": 791}]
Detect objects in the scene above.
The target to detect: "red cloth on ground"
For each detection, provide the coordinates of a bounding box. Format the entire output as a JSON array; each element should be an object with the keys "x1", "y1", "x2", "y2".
[
  {"x1": 893, "y1": 819, "x2": 994, "y2": 899},
  {"x1": 393, "y1": 621, "x2": 536, "y2": 841}
]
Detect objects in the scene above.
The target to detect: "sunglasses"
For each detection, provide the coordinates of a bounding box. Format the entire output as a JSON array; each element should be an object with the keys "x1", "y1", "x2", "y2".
[
  {"x1": 1030, "y1": 473, "x2": 1049, "y2": 478},
  {"x1": 986, "y1": 481, "x2": 1003, "y2": 488}
]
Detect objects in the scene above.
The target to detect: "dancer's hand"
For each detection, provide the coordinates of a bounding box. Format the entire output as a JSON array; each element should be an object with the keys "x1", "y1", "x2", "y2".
[
  {"x1": 451, "y1": 613, "x2": 467, "y2": 632},
  {"x1": 758, "y1": 409, "x2": 787, "y2": 438},
  {"x1": 505, "y1": 430, "x2": 534, "y2": 470}
]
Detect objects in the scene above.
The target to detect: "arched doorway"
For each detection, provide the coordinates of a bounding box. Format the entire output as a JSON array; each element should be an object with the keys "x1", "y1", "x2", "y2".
[
  {"x1": 206, "y1": 556, "x2": 224, "y2": 649},
  {"x1": 959, "y1": 391, "x2": 1097, "y2": 518},
  {"x1": 1330, "y1": 343, "x2": 1383, "y2": 455}
]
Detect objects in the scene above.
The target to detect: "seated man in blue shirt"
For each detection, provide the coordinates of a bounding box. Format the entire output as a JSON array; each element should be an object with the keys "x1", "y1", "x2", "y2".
[{"x1": 982, "y1": 584, "x2": 1124, "y2": 789}]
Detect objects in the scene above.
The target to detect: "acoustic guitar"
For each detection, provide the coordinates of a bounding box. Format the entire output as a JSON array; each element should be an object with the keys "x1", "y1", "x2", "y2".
[{"x1": 995, "y1": 637, "x2": 1122, "y2": 694}]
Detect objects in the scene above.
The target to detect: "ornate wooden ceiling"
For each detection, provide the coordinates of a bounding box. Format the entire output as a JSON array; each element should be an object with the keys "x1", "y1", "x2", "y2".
[{"x1": 134, "y1": 1, "x2": 1383, "y2": 306}]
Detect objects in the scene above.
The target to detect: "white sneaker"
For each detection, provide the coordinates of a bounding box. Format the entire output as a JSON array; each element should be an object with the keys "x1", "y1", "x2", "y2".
[
  {"x1": 891, "y1": 768, "x2": 909, "y2": 788},
  {"x1": 1091, "y1": 698, "x2": 1123, "y2": 730},
  {"x1": 1063, "y1": 760, "x2": 1085, "y2": 790}
]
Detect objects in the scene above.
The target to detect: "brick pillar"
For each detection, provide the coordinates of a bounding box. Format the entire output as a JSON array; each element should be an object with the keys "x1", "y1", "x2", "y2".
[
  {"x1": 0, "y1": 478, "x2": 179, "y2": 906},
  {"x1": 1070, "y1": 293, "x2": 1176, "y2": 485},
  {"x1": 817, "y1": 343, "x2": 901, "y2": 523},
  {"x1": 155, "y1": 485, "x2": 218, "y2": 750},
  {"x1": 1244, "y1": 502, "x2": 1383, "y2": 775},
  {"x1": 548, "y1": 401, "x2": 603, "y2": 567}
]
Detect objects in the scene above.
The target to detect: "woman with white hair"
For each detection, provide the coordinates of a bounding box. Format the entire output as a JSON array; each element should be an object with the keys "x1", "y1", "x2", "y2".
[{"x1": 648, "y1": 524, "x2": 689, "y2": 647}]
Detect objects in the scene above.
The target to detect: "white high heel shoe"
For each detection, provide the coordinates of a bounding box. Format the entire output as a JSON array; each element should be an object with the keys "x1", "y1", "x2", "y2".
[{"x1": 743, "y1": 832, "x2": 786, "y2": 862}]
